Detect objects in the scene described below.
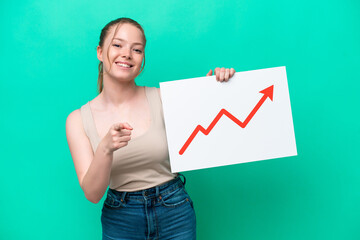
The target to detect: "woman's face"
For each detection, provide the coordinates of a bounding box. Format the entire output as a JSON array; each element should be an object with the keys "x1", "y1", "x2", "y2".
[{"x1": 97, "y1": 23, "x2": 145, "y2": 82}]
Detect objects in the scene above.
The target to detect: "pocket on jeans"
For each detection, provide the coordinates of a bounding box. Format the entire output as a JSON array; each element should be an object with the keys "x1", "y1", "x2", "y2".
[
  {"x1": 103, "y1": 191, "x2": 125, "y2": 210},
  {"x1": 161, "y1": 187, "x2": 192, "y2": 208}
]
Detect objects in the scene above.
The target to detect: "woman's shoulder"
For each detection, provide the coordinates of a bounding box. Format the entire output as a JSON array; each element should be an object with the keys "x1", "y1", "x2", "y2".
[
  {"x1": 66, "y1": 108, "x2": 82, "y2": 130},
  {"x1": 65, "y1": 99, "x2": 93, "y2": 130}
]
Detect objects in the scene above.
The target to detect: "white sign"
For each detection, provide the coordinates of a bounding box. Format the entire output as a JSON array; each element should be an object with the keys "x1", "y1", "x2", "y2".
[{"x1": 160, "y1": 66, "x2": 297, "y2": 172}]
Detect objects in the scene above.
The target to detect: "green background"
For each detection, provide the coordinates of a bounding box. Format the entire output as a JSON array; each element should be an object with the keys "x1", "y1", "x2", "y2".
[{"x1": 1, "y1": 0, "x2": 359, "y2": 239}]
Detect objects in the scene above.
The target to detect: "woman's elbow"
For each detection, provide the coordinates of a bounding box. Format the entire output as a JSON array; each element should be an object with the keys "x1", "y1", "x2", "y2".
[
  {"x1": 81, "y1": 183, "x2": 102, "y2": 204},
  {"x1": 84, "y1": 191, "x2": 102, "y2": 204},
  {"x1": 87, "y1": 197, "x2": 101, "y2": 204}
]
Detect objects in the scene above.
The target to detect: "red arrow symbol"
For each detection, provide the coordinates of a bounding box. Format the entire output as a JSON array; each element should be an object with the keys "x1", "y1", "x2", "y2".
[{"x1": 179, "y1": 85, "x2": 274, "y2": 155}]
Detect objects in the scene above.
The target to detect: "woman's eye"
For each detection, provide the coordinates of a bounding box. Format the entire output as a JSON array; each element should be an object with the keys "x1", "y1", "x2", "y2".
[
  {"x1": 134, "y1": 49, "x2": 143, "y2": 54},
  {"x1": 113, "y1": 44, "x2": 121, "y2": 48}
]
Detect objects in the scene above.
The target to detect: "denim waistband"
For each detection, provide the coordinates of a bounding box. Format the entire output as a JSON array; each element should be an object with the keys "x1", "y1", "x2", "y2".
[{"x1": 108, "y1": 174, "x2": 186, "y2": 200}]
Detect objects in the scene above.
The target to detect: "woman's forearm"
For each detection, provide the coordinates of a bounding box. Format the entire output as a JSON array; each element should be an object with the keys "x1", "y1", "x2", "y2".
[{"x1": 81, "y1": 141, "x2": 113, "y2": 203}]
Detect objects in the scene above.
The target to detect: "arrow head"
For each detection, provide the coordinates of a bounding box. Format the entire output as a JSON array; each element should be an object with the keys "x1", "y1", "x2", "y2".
[{"x1": 259, "y1": 85, "x2": 274, "y2": 101}]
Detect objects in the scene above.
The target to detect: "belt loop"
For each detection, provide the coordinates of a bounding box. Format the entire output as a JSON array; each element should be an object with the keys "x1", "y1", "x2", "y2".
[
  {"x1": 121, "y1": 191, "x2": 127, "y2": 203},
  {"x1": 178, "y1": 173, "x2": 186, "y2": 186},
  {"x1": 155, "y1": 186, "x2": 160, "y2": 197}
]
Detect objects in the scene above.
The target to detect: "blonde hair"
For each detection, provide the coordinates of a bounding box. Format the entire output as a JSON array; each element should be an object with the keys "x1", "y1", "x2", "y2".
[{"x1": 97, "y1": 18, "x2": 146, "y2": 94}]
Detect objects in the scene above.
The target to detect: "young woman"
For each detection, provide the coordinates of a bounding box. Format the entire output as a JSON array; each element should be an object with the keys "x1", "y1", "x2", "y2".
[{"x1": 66, "y1": 17, "x2": 235, "y2": 240}]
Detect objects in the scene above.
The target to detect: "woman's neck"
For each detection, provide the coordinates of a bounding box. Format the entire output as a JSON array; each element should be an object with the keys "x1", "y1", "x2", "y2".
[{"x1": 99, "y1": 76, "x2": 140, "y2": 107}]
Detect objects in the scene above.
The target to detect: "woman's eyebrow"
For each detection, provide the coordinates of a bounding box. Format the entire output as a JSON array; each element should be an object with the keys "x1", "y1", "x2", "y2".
[{"x1": 113, "y1": 38, "x2": 143, "y2": 46}]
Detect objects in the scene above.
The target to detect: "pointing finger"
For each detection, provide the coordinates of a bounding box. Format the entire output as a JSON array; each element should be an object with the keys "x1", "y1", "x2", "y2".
[
  {"x1": 122, "y1": 122, "x2": 133, "y2": 130},
  {"x1": 114, "y1": 122, "x2": 133, "y2": 131}
]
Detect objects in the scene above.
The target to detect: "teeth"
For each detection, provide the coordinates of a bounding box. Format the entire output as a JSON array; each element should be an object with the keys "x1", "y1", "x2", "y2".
[{"x1": 116, "y1": 63, "x2": 131, "y2": 68}]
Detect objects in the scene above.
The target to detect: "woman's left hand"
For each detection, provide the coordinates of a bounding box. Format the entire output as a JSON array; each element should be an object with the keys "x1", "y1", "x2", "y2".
[{"x1": 206, "y1": 67, "x2": 236, "y2": 82}]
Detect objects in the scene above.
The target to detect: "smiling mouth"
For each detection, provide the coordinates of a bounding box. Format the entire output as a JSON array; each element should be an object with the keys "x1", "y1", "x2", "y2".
[{"x1": 115, "y1": 62, "x2": 133, "y2": 68}]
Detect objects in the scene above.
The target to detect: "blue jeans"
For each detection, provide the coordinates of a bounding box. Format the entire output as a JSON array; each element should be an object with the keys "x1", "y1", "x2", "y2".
[{"x1": 101, "y1": 175, "x2": 196, "y2": 240}]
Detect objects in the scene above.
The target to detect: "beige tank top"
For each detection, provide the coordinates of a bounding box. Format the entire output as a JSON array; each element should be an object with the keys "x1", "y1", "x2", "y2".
[{"x1": 80, "y1": 86, "x2": 176, "y2": 191}]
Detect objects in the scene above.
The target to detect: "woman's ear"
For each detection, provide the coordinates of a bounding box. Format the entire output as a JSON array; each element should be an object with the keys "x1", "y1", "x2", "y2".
[{"x1": 97, "y1": 46, "x2": 103, "y2": 62}]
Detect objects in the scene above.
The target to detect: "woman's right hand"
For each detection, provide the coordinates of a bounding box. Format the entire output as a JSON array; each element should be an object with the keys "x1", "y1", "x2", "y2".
[{"x1": 102, "y1": 122, "x2": 133, "y2": 153}]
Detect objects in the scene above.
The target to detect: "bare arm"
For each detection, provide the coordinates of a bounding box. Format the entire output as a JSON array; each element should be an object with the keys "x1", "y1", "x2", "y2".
[{"x1": 66, "y1": 109, "x2": 132, "y2": 203}]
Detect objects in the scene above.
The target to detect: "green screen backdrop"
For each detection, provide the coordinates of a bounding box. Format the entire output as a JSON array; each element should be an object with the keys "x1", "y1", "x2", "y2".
[{"x1": 1, "y1": 0, "x2": 359, "y2": 239}]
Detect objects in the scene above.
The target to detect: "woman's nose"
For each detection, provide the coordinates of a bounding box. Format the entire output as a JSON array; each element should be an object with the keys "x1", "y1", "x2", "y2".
[{"x1": 121, "y1": 47, "x2": 132, "y2": 59}]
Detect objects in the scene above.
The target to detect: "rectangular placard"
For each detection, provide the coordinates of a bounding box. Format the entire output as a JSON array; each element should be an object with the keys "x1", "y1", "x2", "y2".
[{"x1": 160, "y1": 66, "x2": 297, "y2": 172}]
